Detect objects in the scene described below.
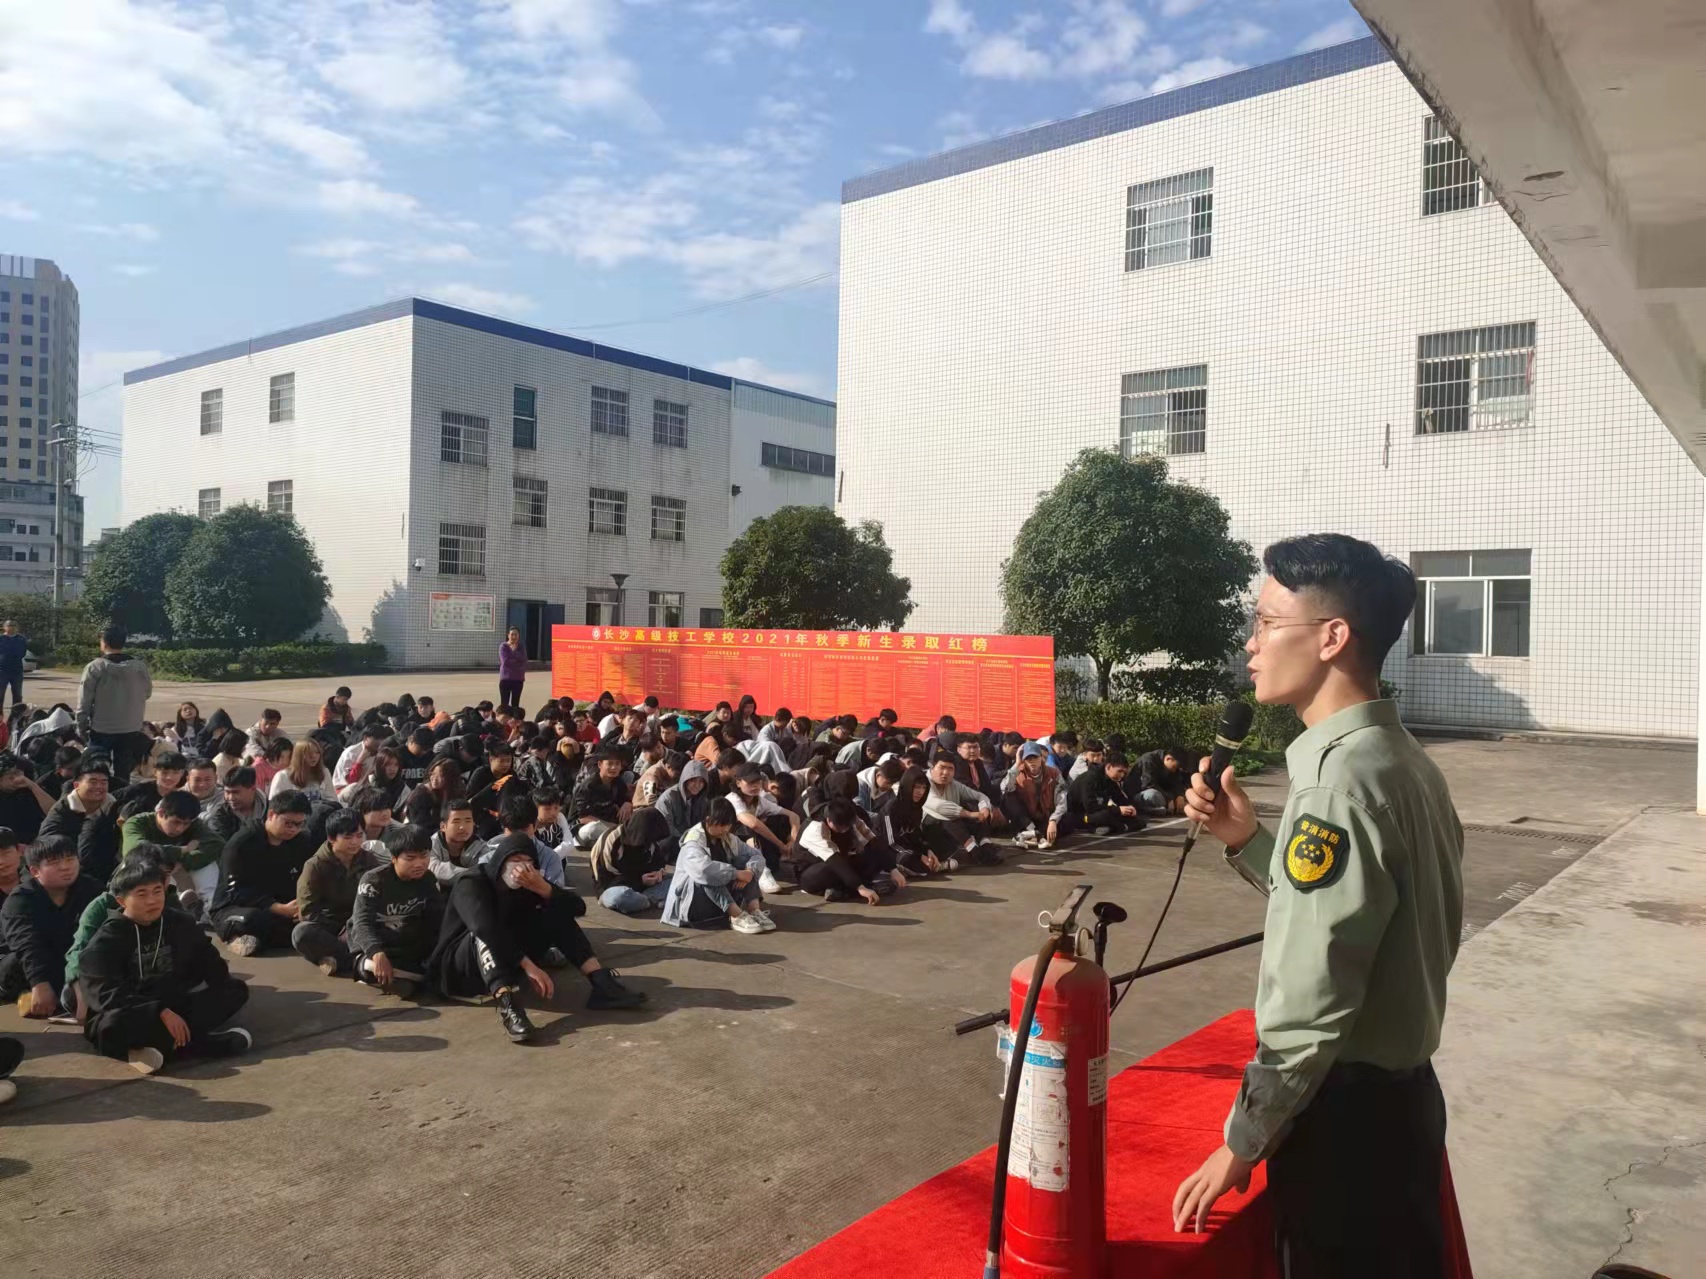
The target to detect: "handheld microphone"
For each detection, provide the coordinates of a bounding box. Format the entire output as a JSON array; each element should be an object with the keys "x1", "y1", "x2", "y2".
[{"x1": 1183, "y1": 700, "x2": 1255, "y2": 855}]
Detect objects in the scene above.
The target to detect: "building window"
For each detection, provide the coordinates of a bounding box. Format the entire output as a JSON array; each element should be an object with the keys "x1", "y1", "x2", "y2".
[
  {"x1": 1416, "y1": 322, "x2": 1535, "y2": 435},
  {"x1": 760, "y1": 442, "x2": 835, "y2": 476},
  {"x1": 653, "y1": 399, "x2": 688, "y2": 448},
  {"x1": 268, "y1": 372, "x2": 295, "y2": 423},
  {"x1": 648, "y1": 591, "x2": 684, "y2": 628},
  {"x1": 699, "y1": 607, "x2": 724, "y2": 628},
  {"x1": 438, "y1": 522, "x2": 487, "y2": 576},
  {"x1": 440, "y1": 410, "x2": 490, "y2": 466},
  {"x1": 588, "y1": 486, "x2": 627, "y2": 536},
  {"x1": 650, "y1": 494, "x2": 686, "y2": 542},
  {"x1": 513, "y1": 474, "x2": 548, "y2": 528},
  {"x1": 513, "y1": 386, "x2": 537, "y2": 450},
  {"x1": 1121, "y1": 364, "x2": 1207, "y2": 456},
  {"x1": 1422, "y1": 117, "x2": 1483, "y2": 216},
  {"x1": 1125, "y1": 167, "x2": 1213, "y2": 272},
  {"x1": 198, "y1": 488, "x2": 221, "y2": 519},
  {"x1": 1412, "y1": 550, "x2": 1530, "y2": 657},
  {"x1": 591, "y1": 386, "x2": 629, "y2": 437},
  {"x1": 267, "y1": 479, "x2": 293, "y2": 514},
  {"x1": 17, "y1": 435, "x2": 28, "y2": 449},
  {"x1": 200, "y1": 388, "x2": 222, "y2": 436},
  {"x1": 586, "y1": 587, "x2": 622, "y2": 626}
]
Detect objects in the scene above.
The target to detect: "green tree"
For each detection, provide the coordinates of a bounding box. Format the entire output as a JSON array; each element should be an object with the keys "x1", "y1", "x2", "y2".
[
  {"x1": 721, "y1": 506, "x2": 914, "y2": 630},
  {"x1": 1000, "y1": 449, "x2": 1257, "y2": 701},
  {"x1": 81, "y1": 512, "x2": 201, "y2": 640},
  {"x1": 164, "y1": 505, "x2": 330, "y2": 644}
]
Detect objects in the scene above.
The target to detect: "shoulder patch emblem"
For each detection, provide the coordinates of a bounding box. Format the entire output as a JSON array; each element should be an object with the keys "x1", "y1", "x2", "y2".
[{"x1": 1284, "y1": 813, "x2": 1348, "y2": 892}]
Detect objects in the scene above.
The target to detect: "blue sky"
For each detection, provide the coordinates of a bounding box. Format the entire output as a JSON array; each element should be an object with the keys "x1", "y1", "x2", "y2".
[{"x1": 1, "y1": 0, "x2": 1365, "y2": 532}]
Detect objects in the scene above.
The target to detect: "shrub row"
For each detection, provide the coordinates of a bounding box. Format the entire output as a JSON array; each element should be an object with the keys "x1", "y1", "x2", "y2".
[
  {"x1": 53, "y1": 642, "x2": 388, "y2": 681},
  {"x1": 1056, "y1": 693, "x2": 1305, "y2": 758}
]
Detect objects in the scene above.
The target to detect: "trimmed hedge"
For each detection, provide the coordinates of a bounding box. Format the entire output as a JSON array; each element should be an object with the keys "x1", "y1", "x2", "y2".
[
  {"x1": 1056, "y1": 694, "x2": 1304, "y2": 758},
  {"x1": 53, "y1": 642, "x2": 388, "y2": 681}
]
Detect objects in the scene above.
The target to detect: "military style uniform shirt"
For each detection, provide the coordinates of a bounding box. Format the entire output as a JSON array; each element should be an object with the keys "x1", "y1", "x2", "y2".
[{"x1": 1222, "y1": 699, "x2": 1463, "y2": 1163}]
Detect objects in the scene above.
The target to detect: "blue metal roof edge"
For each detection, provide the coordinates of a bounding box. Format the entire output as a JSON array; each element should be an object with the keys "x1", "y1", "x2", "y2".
[
  {"x1": 842, "y1": 36, "x2": 1391, "y2": 204},
  {"x1": 122, "y1": 298, "x2": 833, "y2": 406}
]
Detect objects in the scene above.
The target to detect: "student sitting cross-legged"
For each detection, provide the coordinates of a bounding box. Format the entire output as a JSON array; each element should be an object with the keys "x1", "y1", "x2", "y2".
[
  {"x1": 427, "y1": 831, "x2": 646, "y2": 1044},
  {"x1": 1, "y1": 836, "x2": 101, "y2": 1017},
  {"x1": 121, "y1": 788, "x2": 225, "y2": 919},
  {"x1": 592, "y1": 807, "x2": 675, "y2": 915},
  {"x1": 78, "y1": 850, "x2": 251, "y2": 1075},
  {"x1": 797, "y1": 798, "x2": 905, "y2": 904},
  {"x1": 348, "y1": 824, "x2": 444, "y2": 1000},
  {"x1": 292, "y1": 809, "x2": 384, "y2": 977},
  {"x1": 659, "y1": 798, "x2": 773, "y2": 934},
  {"x1": 210, "y1": 790, "x2": 316, "y2": 957}
]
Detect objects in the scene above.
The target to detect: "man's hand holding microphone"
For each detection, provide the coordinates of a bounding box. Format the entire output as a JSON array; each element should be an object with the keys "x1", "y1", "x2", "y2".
[{"x1": 1182, "y1": 755, "x2": 1258, "y2": 852}]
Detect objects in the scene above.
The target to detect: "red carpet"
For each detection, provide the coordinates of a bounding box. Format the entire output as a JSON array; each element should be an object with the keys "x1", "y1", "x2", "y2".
[{"x1": 769, "y1": 1011, "x2": 1474, "y2": 1279}]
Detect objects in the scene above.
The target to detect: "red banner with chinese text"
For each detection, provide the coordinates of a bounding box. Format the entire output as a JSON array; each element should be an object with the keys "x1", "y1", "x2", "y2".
[{"x1": 550, "y1": 625, "x2": 1057, "y2": 738}]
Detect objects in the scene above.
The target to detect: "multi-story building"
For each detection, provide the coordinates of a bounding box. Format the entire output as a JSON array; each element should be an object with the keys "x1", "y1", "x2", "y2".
[
  {"x1": 121, "y1": 298, "x2": 834, "y2": 667},
  {"x1": 0, "y1": 255, "x2": 83, "y2": 593},
  {"x1": 836, "y1": 37, "x2": 1701, "y2": 739}
]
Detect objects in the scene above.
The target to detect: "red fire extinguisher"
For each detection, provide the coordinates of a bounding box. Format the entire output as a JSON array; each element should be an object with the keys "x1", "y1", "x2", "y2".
[{"x1": 986, "y1": 885, "x2": 1112, "y2": 1279}]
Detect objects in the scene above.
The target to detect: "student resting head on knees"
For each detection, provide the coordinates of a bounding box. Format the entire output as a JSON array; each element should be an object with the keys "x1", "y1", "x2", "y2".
[
  {"x1": 592, "y1": 807, "x2": 675, "y2": 915},
  {"x1": 798, "y1": 797, "x2": 904, "y2": 904}
]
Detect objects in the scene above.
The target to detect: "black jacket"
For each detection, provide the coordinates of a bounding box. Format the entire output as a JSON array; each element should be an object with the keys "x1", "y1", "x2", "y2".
[
  {"x1": 211, "y1": 820, "x2": 316, "y2": 914},
  {"x1": 1067, "y1": 766, "x2": 1127, "y2": 817},
  {"x1": 78, "y1": 907, "x2": 234, "y2": 1029},
  {"x1": 348, "y1": 864, "x2": 444, "y2": 965},
  {"x1": 38, "y1": 796, "x2": 123, "y2": 885},
  {"x1": 1135, "y1": 751, "x2": 1188, "y2": 801},
  {"x1": 114, "y1": 780, "x2": 175, "y2": 821},
  {"x1": 569, "y1": 772, "x2": 629, "y2": 824},
  {"x1": 1, "y1": 873, "x2": 102, "y2": 990},
  {"x1": 428, "y1": 839, "x2": 585, "y2": 980}
]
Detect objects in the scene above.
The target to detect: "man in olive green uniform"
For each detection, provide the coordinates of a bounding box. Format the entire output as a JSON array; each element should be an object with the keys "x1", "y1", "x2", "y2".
[{"x1": 1172, "y1": 533, "x2": 1464, "y2": 1279}]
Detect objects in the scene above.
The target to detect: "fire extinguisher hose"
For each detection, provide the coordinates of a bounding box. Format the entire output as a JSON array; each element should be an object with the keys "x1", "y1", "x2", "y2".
[{"x1": 984, "y1": 933, "x2": 1063, "y2": 1279}]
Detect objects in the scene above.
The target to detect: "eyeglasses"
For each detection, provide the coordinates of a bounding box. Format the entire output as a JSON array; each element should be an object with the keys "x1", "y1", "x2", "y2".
[{"x1": 1248, "y1": 614, "x2": 1335, "y2": 644}]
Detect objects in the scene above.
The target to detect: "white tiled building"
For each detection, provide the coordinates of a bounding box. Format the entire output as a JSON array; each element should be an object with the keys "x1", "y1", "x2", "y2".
[
  {"x1": 121, "y1": 299, "x2": 834, "y2": 669},
  {"x1": 836, "y1": 38, "x2": 1701, "y2": 739}
]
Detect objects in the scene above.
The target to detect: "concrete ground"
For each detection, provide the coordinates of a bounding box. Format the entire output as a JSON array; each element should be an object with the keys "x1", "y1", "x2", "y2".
[{"x1": 1, "y1": 669, "x2": 1698, "y2": 1278}]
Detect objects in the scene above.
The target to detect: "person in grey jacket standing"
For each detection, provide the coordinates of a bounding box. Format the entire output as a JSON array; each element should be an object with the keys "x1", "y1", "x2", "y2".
[{"x1": 78, "y1": 626, "x2": 153, "y2": 784}]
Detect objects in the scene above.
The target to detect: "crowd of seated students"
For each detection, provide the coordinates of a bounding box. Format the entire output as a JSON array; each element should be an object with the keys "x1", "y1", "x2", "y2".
[{"x1": 0, "y1": 684, "x2": 1195, "y2": 1095}]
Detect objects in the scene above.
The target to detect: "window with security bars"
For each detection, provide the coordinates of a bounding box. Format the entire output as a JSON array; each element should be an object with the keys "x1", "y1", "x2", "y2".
[
  {"x1": 1120, "y1": 364, "x2": 1207, "y2": 456},
  {"x1": 1411, "y1": 550, "x2": 1531, "y2": 657},
  {"x1": 441, "y1": 410, "x2": 490, "y2": 465},
  {"x1": 513, "y1": 386, "x2": 537, "y2": 450},
  {"x1": 648, "y1": 591, "x2": 684, "y2": 627},
  {"x1": 200, "y1": 388, "x2": 222, "y2": 436},
  {"x1": 438, "y1": 522, "x2": 486, "y2": 576},
  {"x1": 650, "y1": 494, "x2": 686, "y2": 541},
  {"x1": 268, "y1": 373, "x2": 295, "y2": 423},
  {"x1": 591, "y1": 386, "x2": 629, "y2": 437},
  {"x1": 267, "y1": 479, "x2": 293, "y2": 514},
  {"x1": 1125, "y1": 167, "x2": 1213, "y2": 271},
  {"x1": 513, "y1": 474, "x2": 547, "y2": 528},
  {"x1": 653, "y1": 398, "x2": 688, "y2": 448},
  {"x1": 588, "y1": 486, "x2": 627, "y2": 535},
  {"x1": 760, "y1": 442, "x2": 835, "y2": 476},
  {"x1": 1416, "y1": 322, "x2": 1535, "y2": 435},
  {"x1": 197, "y1": 487, "x2": 221, "y2": 519},
  {"x1": 1422, "y1": 117, "x2": 1483, "y2": 216}
]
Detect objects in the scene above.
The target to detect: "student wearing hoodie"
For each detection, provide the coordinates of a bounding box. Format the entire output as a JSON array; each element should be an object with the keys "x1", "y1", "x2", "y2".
[
  {"x1": 1001, "y1": 743, "x2": 1069, "y2": 850},
  {"x1": 922, "y1": 755, "x2": 1004, "y2": 867},
  {"x1": 654, "y1": 759, "x2": 711, "y2": 842},
  {"x1": 592, "y1": 808, "x2": 674, "y2": 914},
  {"x1": 210, "y1": 791, "x2": 316, "y2": 957},
  {"x1": 121, "y1": 789, "x2": 226, "y2": 917},
  {"x1": 77, "y1": 626, "x2": 154, "y2": 784},
  {"x1": 293, "y1": 809, "x2": 385, "y2": 977},
  {"x1": 1, "y1": 837, "x2": 102, "y2": 1015},
  {"x1": 798, "y1": 799, "x2": 905, "y2": 904},
  {"x1": 112, "y1": 749, "x2": 188, "y2": 820},
  {"x1": 872, "y1": 767, "x2": 947, "y2": 877},
  {"x1": 349, "y1": 824, "x2": 444, "y2": 998},
  {"x1": 242, "y1": 708, "x2": 287, "y2": 762},
  {"x1": 78, "y1": 852, "x2": 251, "y2": 1075},
  {"x1": 659, "y1": 799, "x2": 772, "y2": 934},
  {"x1": 428, "y1": 833, "x2": 646, "y2": 1043}
]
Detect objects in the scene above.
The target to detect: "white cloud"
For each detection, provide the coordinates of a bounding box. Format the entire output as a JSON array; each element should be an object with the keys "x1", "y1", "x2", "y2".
[
  {"x1": 1156, "y1": 0, "x2": 1210, "y2": 16},
  {"x1": 0, "y1": 201, "x2": 39, "y2": 221},
  {"x1": 424, "y1": 283, "x2": 537, "y2": 314},
  {"x1": 964, "y1": 33, "x2": 1052, "y2": 80},
  {"x1": 875, "y1": 143, "x2": 918, "y2": 158},
  {"x1": 79, "y1": 222, "x2": 160, "y2": 242},
  {"x1": 319, "y1": 1, "x2": 470, "y2": 113},
  {"x1": 111, "y1": 264, "x2": 157, "y2": 277},
  {"x1": 938, "y1": 110, "x2": 988, "y2": 149},
  {"x1": 924, "y1": 0, "x2": 976, "y2": 40},
  {"x1": 484, "y1": 0, "x2": 620, "y2": 46},
  {"x1": 1214, "y1": 20, "x2": 1270, "y2": 52},
  {"x1": 558, "y1": 56, "x2": 660, "y2": 128},
  {"x1": 1296, "y1": 18, "x2": 1366, "y2": 52},
  {"x1": 1059, "y1": 0, "x2": 1147, "y2": 77},
  {"x1": 709, "y1": 358, "x2": 827, "y2": 398},
  {"x1": 1150, "y1": 56, "x2": 1243, "y2": 94},
  {"x1": 297, "y1": 237, "x2": 476, "y2": 277},
  {"x1": 927, "y1": 0, "x2": 1163, "y2": 87},
  {"x1": 667, "y1": 201, "x2": 840, "y2": 300},
  {"x1": 516, "y1": 174, "x2": 699, "y2": 266},
  {"x1": 315, "y1": 179, "x2": 421, "y2": 218},
  {"x1": 759, "y1": 24, "x2": 806, "y2": 49}
]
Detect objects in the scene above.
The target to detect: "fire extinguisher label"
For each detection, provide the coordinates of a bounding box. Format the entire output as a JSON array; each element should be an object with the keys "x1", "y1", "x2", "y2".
[
  {"x1": 998, "y1": 1035, "x2": 1070, "y2": 1192},
  {"x1": 1088, "y1": 1053, "x2": 1109, "y2": 1107}
]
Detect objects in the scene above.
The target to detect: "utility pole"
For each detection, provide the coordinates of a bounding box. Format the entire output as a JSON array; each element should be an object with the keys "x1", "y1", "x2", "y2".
[{"x1": 48, "y1": 421, "x2": 71, "y2": 647}]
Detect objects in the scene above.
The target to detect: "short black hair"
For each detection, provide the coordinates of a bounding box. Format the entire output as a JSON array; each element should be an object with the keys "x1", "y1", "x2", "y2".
[
  {"x1": 1104, "y1": 751, "x2": 1129, "y2": 769},
  {"x1": 732, "y1": 763, "x2": 763, "y2": 785},
  {"x1": 362, "y1": 723, "x2": 390, "y2": 741},
  {"x1": 75, "y1": 757, "x2": 112, "y2": 780},
  {"x1": 185, "y1": 756, "x2": 215, "y2": 773},
  {"x1": 324, "y1": 809, "x2": 363, "y2": 840},
  {"x1": 1082, "y1": 738, "x2": 1104, "y2": 754},
  {"x1": 26, "y1": 836, "x2": 77, "y2": 869},
  {"x1": 410, "y1": 728, "x2": 435, "y2": 750},
  {"x1": 261, "y1": 708, "x2": 282, "y2": 722},
  {"x1": 111, "y1": 850, "x2": 171, "y2": 896},
  {"x1": 715, "y1": 748, "x2": 743, "y2": 771},
  {"x1": 876, "y1": 759, "x2": 904, "y2": 783},
  {"x1": 269, "y1": 791, "x2": 313, "y2": 817},
  {"x1": 706, "y1": 797, "x2": 737, "y2": 827},
  {"x1": 220, "y1": 729, "x2": 249, "y2": 757},
  {"x1": 100, "y1": 624, "x2": 127, "y2": 648},
  {"x1": 824, "y1": 797, "x2": 858, "y2": 827},
  {"x1": 532, "y1": 785, "x2": 563, "y2": 807},
  {"x1": 0, "y1": 826, "x2": 16, "y2": 850},
  {"x1": 157, "y1": 790, "x2": 201, "y2": 821},
  {"x1": 498, "y1": 790, "x2": 538, "y2": 832},
  {"x1": 879, "y1": 708, "x2": 898, "y2": 721},
  {"x1": 1262, "y1": 533, "x2": 1418, "y2": 674},
  {"x1": 441, "y1": 798, "x2": 474, "y2": 820},
  {"x1": 936, "y1": 714, "x2": 957, "y2": 732},
  {"x1": 773, "y1": 707, "x2": 793, "y2": 723},
  {"x1": 386, "y1": 823, "x2": 432, "y2": 857},
  {"x1": 354, "y1": 788, "x2": 396, "y2": 816},
  {"x1": 335, "y1": 685, "x2": 352, "y2": 698},
  {"x1": 53, "y1": 745, "x2": 83, "y2": 770},
  {"x1": 224, "y1": 765, "x2": 257, "y2": 789},
  {"x1": 154, "y1": 750, "x2": 188, "y2": 772},
  {"x1": 1051, "y1": 730, "x2": 1079, "y2": 749},
  {"x1": 488, "y1": 739, "x2": 515, "y2": 759}
]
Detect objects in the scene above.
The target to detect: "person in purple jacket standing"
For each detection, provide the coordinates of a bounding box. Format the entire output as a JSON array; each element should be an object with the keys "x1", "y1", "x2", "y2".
[{"x1": 498, "y1": 628, "x2": 527, "y2": 709}]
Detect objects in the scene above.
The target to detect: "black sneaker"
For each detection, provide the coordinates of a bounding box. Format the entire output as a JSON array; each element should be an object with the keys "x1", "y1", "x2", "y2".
[
  {"x1": 540, "y1": 947, "x2": 570, "y2": 969},
  {"x1": 823, "y1": 886, "x2": 853, "y2": 903},
  {"x1": 197, "y1": 1027, "x2": 252, "y2": 1059},
  {"x1": 973, "y1": 843, "x2": 1005, "y2": 867},
  {"x1": 867, "y1": 875, "x2": 898, "y2": 898},
  {"x1": 585, "y1": 968, "x2": 646, "y2": 1011},
  {"x1": 495, "y1": 989, "x2": 535, "y2": 1043},
  {"x1": 0, "y1": 1036, "x2": 23, "y2": 1079}
]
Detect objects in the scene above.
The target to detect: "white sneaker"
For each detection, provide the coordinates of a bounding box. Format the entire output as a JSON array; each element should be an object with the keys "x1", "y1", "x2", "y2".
[
  {"x1": 945, "y1": 857, "x2": 961, "y2": 872},
  {"x1": 0, "y1": 1078, "x2": 16, "y2": 1105},
  {"x1": 730, "y1": 912, "x2": 765, "y2": 934},
  {"x1": 227, "y1": 934, "x2": 260, "y2": 958},
  {"x1": 128, "y1": 1047, "x2": 165, "y2": 1076},
  {"x1": 754, "y1": 909, "x2": 778, "y2": 932},
  {"x1": 758, "y1": 869, "x2": 782, "y2": 895},
  {"x1": 1013, "y1": 830, "x2": 1038, "y2": 849}
]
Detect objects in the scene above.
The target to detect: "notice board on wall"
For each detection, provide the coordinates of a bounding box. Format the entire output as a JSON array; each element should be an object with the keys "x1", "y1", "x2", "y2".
[{"x1": 550, "y1": 624, "x2": 1056, "y2": 738}]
